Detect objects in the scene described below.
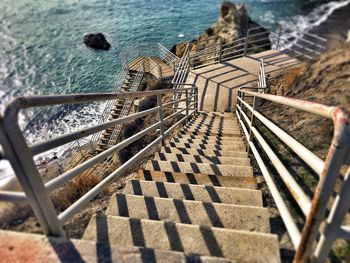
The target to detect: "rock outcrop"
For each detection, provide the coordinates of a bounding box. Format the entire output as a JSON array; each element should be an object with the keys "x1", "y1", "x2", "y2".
[
  {"x1": 172, "y1": 1, "x2": 271, "y2": 58},
  {"x1": 83, "y1": 33, "x2": 111, "y2": 50}
]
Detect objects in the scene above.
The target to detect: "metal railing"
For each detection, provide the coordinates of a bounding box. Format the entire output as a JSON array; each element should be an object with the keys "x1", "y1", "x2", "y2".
[
  {"x1": 257, "y1": 58, "x2": 266, "y2": 92},
  {"x1": 121, "y1": 43, "x2": 179, "y2": 73},
  {"x1": 236, "y1": 88, "x2": 350, "y2": 262},
  {"x1": 172, "y1": 43, "x2": 190, "y2": 89},
  {"x1": 148, "y1": 57, "x2": 163, "y2": 80},
  {"x1": 189, "y1": 24, "x2": 327, "y2": 69},
  {"x1": 0, "y1": 86, "x2": 197, "y2": 237},
  {"x1": 105, "y1": 65, "x2": 145, "y2": 147}
]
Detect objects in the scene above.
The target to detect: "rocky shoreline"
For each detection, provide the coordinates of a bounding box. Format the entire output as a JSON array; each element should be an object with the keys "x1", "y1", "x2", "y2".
[
  {"x1": 171, "y1": 0, "x2": 350, "y2": 58},
  {"x1": 171, "y1": 2, "x2": 271, "y2": 58}
]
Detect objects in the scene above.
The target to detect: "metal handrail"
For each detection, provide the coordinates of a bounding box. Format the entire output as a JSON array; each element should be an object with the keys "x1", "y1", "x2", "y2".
[
  {"x1": 0, "y1": 86, "x2": 198, "y2": 237},
  {"x1": 257, "y1": 59, "x2": 266, "y2": 92},
  {"x1": 236, "y1": 89, "x2": 350, "y2": 262},
  {"x1": 121, "y1": 43, "x2": 179, "y2": 73},
  {"x1": 189, "y1": 24, "x2": 327, "y2": 69},
  {"x1": 172, "y1": 43, "x2": 190, "y2": 89}
]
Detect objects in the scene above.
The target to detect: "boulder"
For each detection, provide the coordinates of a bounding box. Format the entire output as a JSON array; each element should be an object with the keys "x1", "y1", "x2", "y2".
[
  {"x1": 83, "y1": 33, "x2": 111, "y2": 50},
  {"x1": 171, "y1": 1, "x2": 270, "y2": 58}
]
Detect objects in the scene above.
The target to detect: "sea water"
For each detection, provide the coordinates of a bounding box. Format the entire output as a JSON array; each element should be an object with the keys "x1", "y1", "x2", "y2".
[{"x1": 0, "y1": 0, "x2": 349, "y2": 184}]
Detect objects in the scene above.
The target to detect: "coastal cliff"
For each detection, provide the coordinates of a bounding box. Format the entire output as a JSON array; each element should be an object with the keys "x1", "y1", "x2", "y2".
[{"x1": 171, "y1": 1, "x2": 271, "y2": 58}]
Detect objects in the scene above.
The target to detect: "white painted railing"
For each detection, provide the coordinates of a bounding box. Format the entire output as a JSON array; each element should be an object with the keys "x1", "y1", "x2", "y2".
[
  {"x1": 236, "y1": 88, "x2": 350, "y2": 262},
  {"x1": 189, "y1": 24, "x2": 327, "y2": 69},
  {"x1": 0, "y1": 86, "x2": 197, "y2": 237}
]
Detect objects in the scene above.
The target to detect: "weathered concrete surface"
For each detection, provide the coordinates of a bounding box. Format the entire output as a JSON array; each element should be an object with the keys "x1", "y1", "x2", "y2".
[
  {"x1": 136, "y1": 170, "x2": 258, "y2": 189},
  {"x1": 180, "y1": 129, "x2": 242, "y2": 137},
  {"x1": 166, "y1": 141, "x2": 246, "y2": 152},
  {"x1": 80, "y1": 111, "x2": 280, "y2": 262},
  {"x1": 124, "y1": 180, "x2": 262, "y2": 206},
  {"x1": 176, "y1": 133, "x2": 246, "y2": 143},
  {"x1": 186, "y1": 50, "x2": 300, "y2": 112},
  {"x1": 146, "y1": 160, "x2": 253, "y2": 177},
  {"x1": 171, "y1": 137, "x2": 243, "y2": 146},
  {"x1": 182, "y1": 127, "x2": 242, "y2": 136},
  {"x1": 0, "y1": 230, "x2": 230, "y2": 263},
  {"x1": 186, "y1": 121, "x2": 241, "y2": 129},
  {"x1": 161, "y1": 146, "x2": 247, "y2": 158},
  {"x1": 106, "y1": 194, "x2": 270, "y2": 232},
  {"x1": 83, "y1": 215, "x2": 281, "y2": 263},
  {"x1": 155, "y1": 152, "x2": 250, "y2": 166}
]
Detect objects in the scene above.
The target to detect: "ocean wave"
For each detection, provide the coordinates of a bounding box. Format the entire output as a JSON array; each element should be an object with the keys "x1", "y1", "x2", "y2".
[{"x1": 279, "y1": 0, "x2": 350, "y2": 38}]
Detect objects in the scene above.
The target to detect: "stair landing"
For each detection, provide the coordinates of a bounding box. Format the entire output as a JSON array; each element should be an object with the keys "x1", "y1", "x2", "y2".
[{"x1": 187, "y1": 50, "x2": 300, "y2": 112}]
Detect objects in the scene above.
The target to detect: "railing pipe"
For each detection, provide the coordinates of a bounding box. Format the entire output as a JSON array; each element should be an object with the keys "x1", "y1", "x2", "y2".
[
  {"x1": 45, "y1": 120, "x2": 161, "y2": 191},
  {"x1": 295, "y1": 109, "x2": 350, "y2": 262},
  {"x1": 0, "y1": 115, "x2": 65, "y2": 237},
  {"x1": 0, "y1": 190, "x2": 28, "y2": 204},
  {"x1": 239, "y1": 93, "x2": 324, "y2": 176},
  {"x1": 30, "y1": 107, "x2": 159, "y2": 155},
  {"x1": 314, "y1": 168, "x2": 350, "y2": 262},
  {"x1": 58, "y1": 135, "x2": 164, "y2": 224},
  {"x1": 157, "y1": 94, "x2": 165, "y2": 145}
]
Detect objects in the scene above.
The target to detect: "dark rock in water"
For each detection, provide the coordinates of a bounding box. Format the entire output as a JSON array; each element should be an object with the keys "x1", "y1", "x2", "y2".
[{"x1": 83, "y1": 33, "x2": 111, "y2": 50}]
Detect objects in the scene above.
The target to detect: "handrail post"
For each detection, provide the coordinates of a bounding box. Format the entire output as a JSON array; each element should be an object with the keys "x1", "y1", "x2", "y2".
[
  {"x1": 276, "y1": 24, "x2": 282, "y2": 51},
  {"x1": 218, "y1": 39, "x2": 223, "y2": 63},
  {"x1": 0, "y1": 116, "x2": 65, "y2": 237},
  {"x1": 157, "y1": 94, "x2": 165, "y2": 146},
  {"x1": 247, "y1": 96, "x2": 258, "y2": 153},
  {"x1": 185, "y1": 90, "x2": 189, "y2": 123},
  {"x1": 239, "y1": 92, "x2": 245, "y2": 119},
  {"x1": 158, "y1": 64, "x2": 162, "y2": 80},
  {"x1": 195, "y1": 87, "x2": 198, "y2": 114},
  {"x1": 244, "y1": 29, "x2": 250, "y2": 56}
]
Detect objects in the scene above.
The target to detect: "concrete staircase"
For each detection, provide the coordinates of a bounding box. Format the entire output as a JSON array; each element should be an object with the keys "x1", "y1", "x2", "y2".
[
  {"x1": 95, "y1": 72, "x2": 139, "y2": 154},
  {"x1": 82, "y1": 111, "x2": 281, "y2": 262}
]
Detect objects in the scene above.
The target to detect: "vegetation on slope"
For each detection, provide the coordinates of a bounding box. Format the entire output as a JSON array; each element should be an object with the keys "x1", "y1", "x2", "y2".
[{"x1": 255, "y1": 42, "x2": 350, "y2": 262}]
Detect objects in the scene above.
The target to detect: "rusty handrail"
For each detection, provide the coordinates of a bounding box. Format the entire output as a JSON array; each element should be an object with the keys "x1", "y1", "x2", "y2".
[{"x1": 236, "y1": 89, "x2": 350, "y2": 262}]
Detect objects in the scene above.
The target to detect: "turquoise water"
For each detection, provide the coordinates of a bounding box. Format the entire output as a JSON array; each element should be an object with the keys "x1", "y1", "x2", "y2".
[
  {"x1": 0, "y1": 0, "x2": 349, "y2": 182},
  {"x1": 1, "y1": 0, "x2": 347, "y2": 104}
]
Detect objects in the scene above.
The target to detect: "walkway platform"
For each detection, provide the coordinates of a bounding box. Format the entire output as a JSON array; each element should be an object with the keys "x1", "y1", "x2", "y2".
[
  {"x1": 128, "y1": 56, "x2": 174, "y2": 79},
  {"x1": 186, "y1": 50, "x2": 300, "y2": 112}
]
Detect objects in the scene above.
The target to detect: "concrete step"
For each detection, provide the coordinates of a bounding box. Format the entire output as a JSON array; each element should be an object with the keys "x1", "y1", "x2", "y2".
[
  {"x1": 171, "y1": 137, "x2": 244, "y2": 145},
  {"x1": 166, "y1": 142, "x2": 246, "y2": 152},
  {"x1": 0, "y1": 230, "x2": 231, "y2": 263},
  {"x1": 124, "y1": 179, "x2": 262, "y2": 206},
  {"x1": 136, "y1": 170, "x2": 257, "y2": 189},
  {"x1": 182, "y1": 127, "x2": 241, "y2": 135},
  {"x1": 186, "y1": 122, "x2": 240, "y2": 130},
  {"x1": 83, "y1": 215, "x2": 281, "y2": 263},
  {"x1": 161, "y1": 146, "x2": 247, "y2": 158},
  {"x1": 188, "y1": 116, "x2": 238, "y2": 124},
  {"x1": 106, "y1": 194, "x2": 270, "y2": 232},
  {"x1": 184, "y1": 126, "x2": 241, "y2": 134},
  {"x1": 145, "y1": 160, "x2": 253, "y2": 177},
  {"x1": 190, "y1": 118, "x2": 237, "y2": 125},
  {"x1": 197, "y1": 112, "x2": 236, "y2": 118},
  {"x1": 176, "y1": 133, "x2": 245, "y2": 142},
  {"x1": 180, "y1": 129, "x2": 242, "y2": 137},
  {"x1": 155, "y1": 152, "x2": 250, "y2": 166}
]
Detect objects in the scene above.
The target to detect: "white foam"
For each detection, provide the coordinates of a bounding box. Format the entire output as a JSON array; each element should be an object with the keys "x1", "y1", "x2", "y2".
[
  {"x1": 280, "y1": 0, "x2": 350, "y2": 44},
  {"x1": 0, "y1": 160, "x2": 15, "y2": 188}
]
